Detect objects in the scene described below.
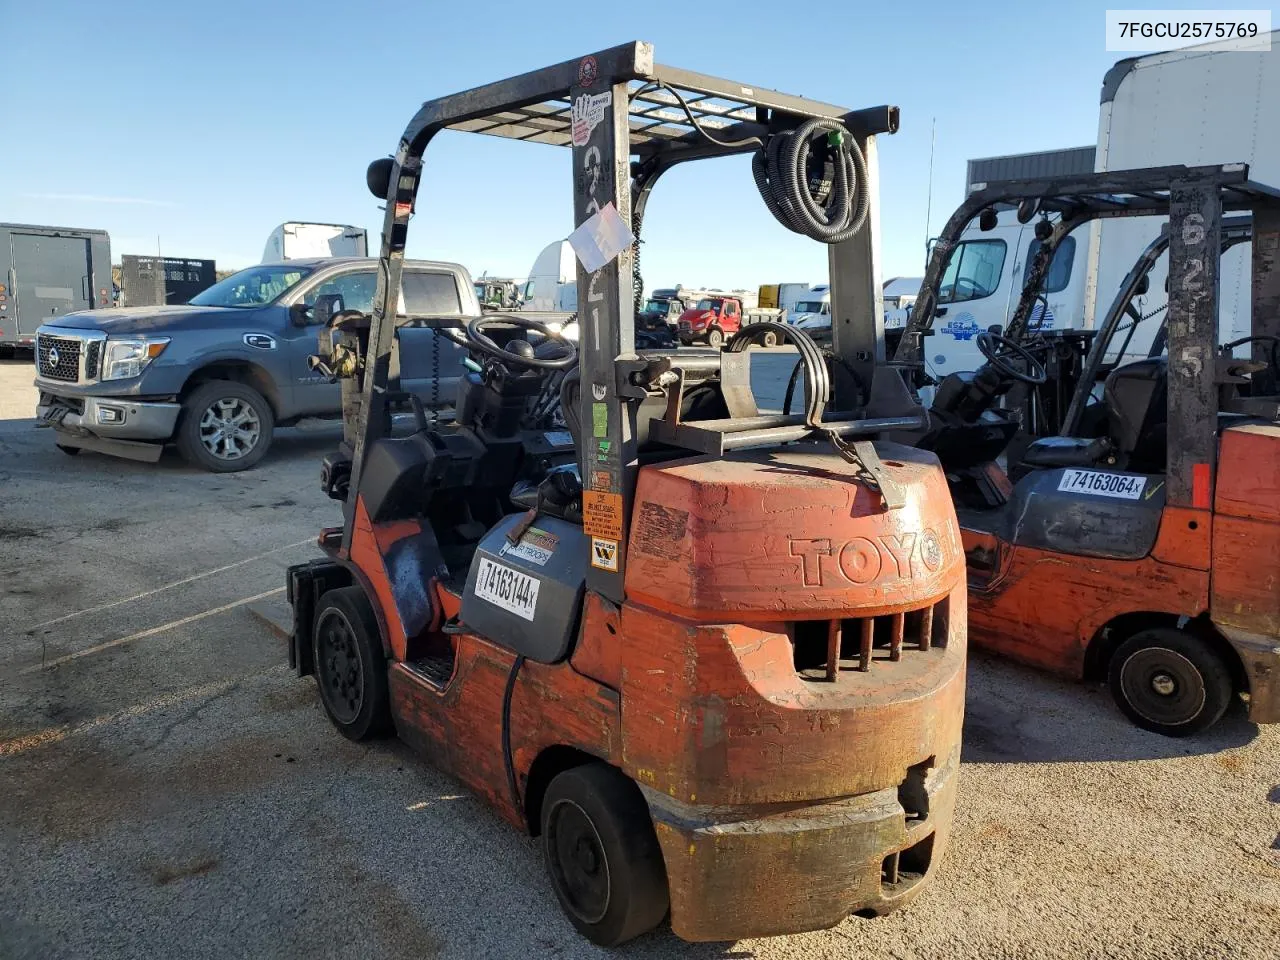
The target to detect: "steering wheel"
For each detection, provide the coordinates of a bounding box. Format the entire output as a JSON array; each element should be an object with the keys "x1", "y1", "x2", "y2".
[
  {"x1": 940, "y1": 277, "x2": 982, "y2": 303},
  {"x1": 976, "y1": 331, "x2": 1047, "y2": 385},
  {"x1": 465, "y1": 315, "x2": 577, "y2": 371}
]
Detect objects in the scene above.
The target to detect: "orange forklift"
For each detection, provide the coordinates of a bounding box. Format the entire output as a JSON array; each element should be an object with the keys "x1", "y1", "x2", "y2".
[
  {"x1": 284, "y1": 44, "x2": 967, "y2": 945},
  {"x1": 893, "y1": 164, "x2": 1280, "y2": 736}
]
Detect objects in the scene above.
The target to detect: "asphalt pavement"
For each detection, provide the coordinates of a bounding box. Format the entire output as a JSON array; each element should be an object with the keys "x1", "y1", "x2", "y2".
[{"x1": 1, "y1": 355, "x2": 1277, "y2": 960}]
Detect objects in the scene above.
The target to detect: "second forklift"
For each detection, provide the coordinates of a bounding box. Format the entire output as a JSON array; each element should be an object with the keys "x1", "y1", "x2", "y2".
[{"x1": 894, "y1": 164, "x2": 1280, "y2": 736}]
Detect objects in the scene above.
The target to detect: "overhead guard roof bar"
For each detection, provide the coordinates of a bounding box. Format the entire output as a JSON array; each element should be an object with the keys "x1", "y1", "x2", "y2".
[{"x1": 391, "y1": 43, "x2": 896, "y2": 155}]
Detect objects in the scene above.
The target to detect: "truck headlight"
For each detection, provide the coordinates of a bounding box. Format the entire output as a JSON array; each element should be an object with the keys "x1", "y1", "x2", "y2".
[{"x1": 102, "y1": 338, "x2": 169, "y2": 381}]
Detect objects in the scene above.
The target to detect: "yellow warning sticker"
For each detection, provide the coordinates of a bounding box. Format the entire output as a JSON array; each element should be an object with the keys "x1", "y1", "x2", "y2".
[{"x1": 582, "y1": 490, "x2": 623, "y2": 539}]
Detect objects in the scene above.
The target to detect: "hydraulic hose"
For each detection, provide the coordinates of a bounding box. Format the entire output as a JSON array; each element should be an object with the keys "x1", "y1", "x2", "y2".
[{"x1": 752, "y1": 117, "x2": 870, "y2": 244}]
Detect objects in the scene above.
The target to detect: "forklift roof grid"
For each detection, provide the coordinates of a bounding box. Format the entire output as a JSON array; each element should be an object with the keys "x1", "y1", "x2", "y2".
[
  {"x1": 963, "y1": 164, "x2": 1280, "y2": 217},
  {"x1": 393, "y1": 42, "x2": 898, "y2": 159}
]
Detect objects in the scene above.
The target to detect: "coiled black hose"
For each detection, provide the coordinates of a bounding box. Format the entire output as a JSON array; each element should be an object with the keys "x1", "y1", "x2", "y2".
[
  {"x1": 629, "y1": 83, "x2": 867, "y2": 246},
  {"x1": 752, "y1": 117, "x2": 869, "y2": 244}
]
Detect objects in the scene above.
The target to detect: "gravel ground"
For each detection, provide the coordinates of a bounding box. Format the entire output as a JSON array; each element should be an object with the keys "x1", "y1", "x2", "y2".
[{"x1": 1, "y1": 356, "x2": 1277, "y2": 960}]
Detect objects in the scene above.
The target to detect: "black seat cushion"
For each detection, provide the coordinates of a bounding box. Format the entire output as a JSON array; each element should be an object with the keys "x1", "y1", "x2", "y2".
[{"x1": 1022, "y1": 435, "x2": 1113, "y2": 468}]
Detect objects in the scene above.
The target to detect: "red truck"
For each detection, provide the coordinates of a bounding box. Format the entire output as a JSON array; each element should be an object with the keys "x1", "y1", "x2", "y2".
[{"x1": 677, "y1": 295, "x2": 743, "y2": 347}]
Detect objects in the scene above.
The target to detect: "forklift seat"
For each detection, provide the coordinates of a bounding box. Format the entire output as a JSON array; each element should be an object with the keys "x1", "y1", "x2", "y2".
[
  {"x1": 1018, "y1": 358, "x2": 1166, "y2": 471},
  {"x1": 1102, "y1": 357, "x2": 1167, "y2": 465}
]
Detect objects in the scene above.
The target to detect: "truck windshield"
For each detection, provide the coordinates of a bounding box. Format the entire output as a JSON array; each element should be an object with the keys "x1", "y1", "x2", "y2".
[
  {"x1": 643, "y1": 299, "x2": 668, "y2": 313},
  {"x1": 189, "y1": 265, "x2": 313, "y2": 307},
  {"x1": 696, "y1": 299, "x2": 723, "y2": 310},
  {"x1": 794, "y1": 301, "x2": 828, "y2": 313}
]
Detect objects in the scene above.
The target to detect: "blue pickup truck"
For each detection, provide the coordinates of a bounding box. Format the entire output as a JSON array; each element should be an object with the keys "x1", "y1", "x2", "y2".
[{"x1": 33, "y1": 258, "x2": 480, "y2": 471}]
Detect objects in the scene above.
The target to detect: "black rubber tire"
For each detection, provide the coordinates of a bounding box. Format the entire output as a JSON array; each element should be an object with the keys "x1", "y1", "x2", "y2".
[
  {"x1": 541, "y1": 763, "x2": 669, "y2": 946},
  {"x1": 1108, "y1": 627, "x2": 1233, "y2": 737},
  {"x1": 55, "y1": 443, "x2": 82, "y2": 456},
  {"x1": 312, "y1": 586, "x2": 393, "y2": 741},
  {"x1": 761, "y1": 330, "x2": 779, "y2": 347},
  {"x1": 706, "y1": 327, "x2": 724, "y2": 348},
  {"x1": 176, "y1": 380, "x2": 275, "y2": 472}
]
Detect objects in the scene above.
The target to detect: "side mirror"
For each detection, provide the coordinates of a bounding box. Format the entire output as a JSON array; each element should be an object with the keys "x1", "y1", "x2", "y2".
[
  {"x1": 311, "y1": 293, "x2": 345, "y2": 328},
  {"x1": 988, "y1": 324, "x2": 1004, "y2": 335},
  {"x1": 1135, "y1": 274, "x2": 1150, "y2": 295},
  {"x1": 367, "y1": 157, "x2": 394, "y2": 199},
  {"x1": 289, "y1": 302, "x2": 312, "y2": 327}
]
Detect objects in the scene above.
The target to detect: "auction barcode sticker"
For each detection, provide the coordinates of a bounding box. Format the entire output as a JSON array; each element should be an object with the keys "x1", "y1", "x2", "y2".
[
  {"x1": 1057, "y1": 469, "x2": 1147, "y2": 500},
  {"x1": 474, "y1": 557, "x2": 539, "y2": 621}
]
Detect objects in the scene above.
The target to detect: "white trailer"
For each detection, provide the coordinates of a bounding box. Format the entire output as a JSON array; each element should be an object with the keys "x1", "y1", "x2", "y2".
[
  {"x1": 1086, "y1": 32, "x2": 1279, "y2": 361},
  {"x1": 929, "y1": 31, "x2": 1278, "y2": 379},
  {"x1": 522, "y1": 240, "x2": 578, "y2": 312},
  {"x1": 262, "y1": 222, "x2": 368, "y2": 262}
]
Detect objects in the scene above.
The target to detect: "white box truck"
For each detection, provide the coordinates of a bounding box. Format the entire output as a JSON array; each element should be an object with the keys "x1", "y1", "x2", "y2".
[{"x1": 927, "y1": 31, "x2": 1278, "y2": 379}]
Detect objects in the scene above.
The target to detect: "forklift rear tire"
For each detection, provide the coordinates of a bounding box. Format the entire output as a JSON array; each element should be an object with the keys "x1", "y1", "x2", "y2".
[
  {"x1": 312, "y1": 586, "x2": 393, "y2": 741},
  {"x1": 1108, "y1": 628, "x2": 1233, "y2": 737},
  {"x1": 707, "y1": 328, "x2": 724, "y2": 348},
  {"x1": 541, "y1": 763, "x2": 669, "y2": 946}
]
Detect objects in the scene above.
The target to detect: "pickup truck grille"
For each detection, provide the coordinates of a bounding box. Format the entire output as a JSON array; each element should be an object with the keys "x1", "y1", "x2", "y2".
[
  {"x1": 84, "y1": 341, "x2": 102, "y2": 380},
  {"x1": 37, "y1": 335, "x2": 82, "y2": 382}
]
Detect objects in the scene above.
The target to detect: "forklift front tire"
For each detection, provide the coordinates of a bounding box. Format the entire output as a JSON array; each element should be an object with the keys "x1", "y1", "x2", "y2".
[
  {"x1": 541, "y1": 763, "x2": 669, "y2": 946},
  {"x1": 1108, "y1": 628, "x2": 1233, "y2": 737},
  {"x1": 312, "y1": 586, "x2": 393, "y2": 741}
]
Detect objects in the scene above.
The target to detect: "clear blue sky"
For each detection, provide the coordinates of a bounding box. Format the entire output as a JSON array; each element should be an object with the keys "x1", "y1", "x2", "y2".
[{"x1": 2, "y1": 0, "x2": 1193, "y2": 288}]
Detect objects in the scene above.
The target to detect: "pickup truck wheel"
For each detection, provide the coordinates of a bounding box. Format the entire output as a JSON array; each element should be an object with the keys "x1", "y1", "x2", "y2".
[
  {"x1": 177, "y1": 380, "x2": 275, "y2": 472},
  {"x1": 707, "y1": 328, "x2": 724, "y2": 348}
]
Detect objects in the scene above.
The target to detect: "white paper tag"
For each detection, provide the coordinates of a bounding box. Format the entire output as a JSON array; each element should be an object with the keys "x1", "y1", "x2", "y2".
[
  {"x1": 473, "y1": 557, "x2": 539, "y2": 620},
  {"x1": 1056, "y1": 469, "x2": 1147, "y2": 500},
  {"x1": 568, "y1": 202, "x2": 635, "y2": 274}
]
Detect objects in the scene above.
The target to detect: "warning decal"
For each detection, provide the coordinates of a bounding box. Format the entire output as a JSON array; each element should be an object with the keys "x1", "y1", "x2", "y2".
[{"x1": 583, "y1": 490, "x2": 624, "y2": 540}]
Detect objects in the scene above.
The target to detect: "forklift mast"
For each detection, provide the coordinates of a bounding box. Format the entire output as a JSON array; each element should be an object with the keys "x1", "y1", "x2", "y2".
[{"x1": 346, "y1": 41, "x2": 909, "y2": 602}]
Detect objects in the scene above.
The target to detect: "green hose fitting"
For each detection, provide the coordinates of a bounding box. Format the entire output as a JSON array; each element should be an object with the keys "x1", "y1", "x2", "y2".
[{"x1": 827, "y1": 129, "x2": 844, "y2": 147}]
